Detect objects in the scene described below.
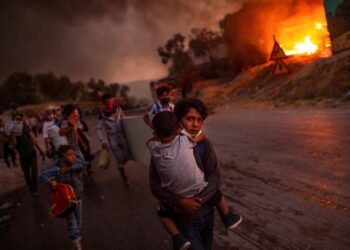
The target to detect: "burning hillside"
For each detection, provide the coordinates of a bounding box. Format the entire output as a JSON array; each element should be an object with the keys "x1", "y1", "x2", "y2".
[
  {"x1": 193, "y1": 50, "x2": 350, "y2": 110},
  {"x1": 220, "y1": 0, "x2": 331, "y2": 67}
]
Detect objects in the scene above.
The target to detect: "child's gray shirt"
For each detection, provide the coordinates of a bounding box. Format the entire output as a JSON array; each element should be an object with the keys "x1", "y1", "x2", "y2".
[{"x1": 148, "y1": 135, "x2": 205, "y2": 197}]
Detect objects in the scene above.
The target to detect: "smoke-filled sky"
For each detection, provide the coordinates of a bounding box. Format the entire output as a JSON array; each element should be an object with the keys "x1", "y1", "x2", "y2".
[{"x1": 0, "y1": 0, "x2": 244, "y2": 83}]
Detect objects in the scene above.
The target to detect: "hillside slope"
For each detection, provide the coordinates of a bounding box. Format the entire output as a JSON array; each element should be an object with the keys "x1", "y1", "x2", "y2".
[{"x1": 195, "y1": 50, "x2": 350, "y2": 110}]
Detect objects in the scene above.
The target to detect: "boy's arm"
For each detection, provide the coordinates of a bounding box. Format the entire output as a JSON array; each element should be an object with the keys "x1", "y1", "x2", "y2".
[
  {"x1": 59, "y1": 120, "x2": 73, "y2": 136},
  {"x1": 96, "y1": 116, "x2": 107, "y2": 146},
  {"x1": 71, "y1": 159, "x2": 84, "y2": 172},
  {"x1": 195, "y1": 139, "x2": 222, "y2": 204},
  {"x1": 28, "y1": 129, "x2": 45, "y2": 157},
  {"x1": 40, "y1": 166, "x2": 60, "y2": 184}
]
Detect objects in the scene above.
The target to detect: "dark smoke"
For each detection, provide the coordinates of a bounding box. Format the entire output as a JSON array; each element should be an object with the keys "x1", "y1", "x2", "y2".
[{"x1": 0, "y1": 0, "x2": 243, "y2": 83}]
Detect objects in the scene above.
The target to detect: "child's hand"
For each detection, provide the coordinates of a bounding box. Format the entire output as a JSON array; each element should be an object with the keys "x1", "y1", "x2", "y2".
[
  {"x1": 60, "y1": 166, "x2": 71, "y2": 174},
  {"x1": 50, "y1": 180, "x2": 57, "y2": 189},
  {"x1": 177, "y1": 197, "x2": 202, "y2": 214},
  {"x1": 192, "y1": 131, "x2": 206, "y2": 142}
]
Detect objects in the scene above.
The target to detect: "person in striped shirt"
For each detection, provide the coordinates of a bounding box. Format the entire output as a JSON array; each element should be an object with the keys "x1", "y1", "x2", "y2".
[{"x1": 143, "y1": 86, "x2": 175, "y2": 128}]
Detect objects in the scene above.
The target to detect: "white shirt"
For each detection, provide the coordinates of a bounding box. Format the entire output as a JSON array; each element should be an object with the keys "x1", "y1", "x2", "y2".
[
  {"x1": 148, "y1": 135, "x2": 205, "y2": 197},
  {"x1": 42, "y1": 121, "x2": 54, "y2": 139},
  {"x1": 145, "y1": 101, "x2": 174, "y2": 116},
  {"x1": 47, "y1": 123, "x2": 68, "y2": 151}
]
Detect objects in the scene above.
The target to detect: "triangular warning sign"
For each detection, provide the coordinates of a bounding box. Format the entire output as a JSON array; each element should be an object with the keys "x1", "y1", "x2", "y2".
[
  {"x1": 272, "y1": 59, "x2": 291, "y2": 76},
  {"x1": 270, "y1": 40, "x2": 288, "y2": 61}
]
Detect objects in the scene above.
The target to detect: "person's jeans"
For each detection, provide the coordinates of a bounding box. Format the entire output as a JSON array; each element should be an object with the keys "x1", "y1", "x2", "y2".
[
  {"x1": 19, "y1": 153, "x2": 38, "y2": 192},
  {"x1": 175, "y1": 210, "x2": 214, "y2": 250},
  {"x1": 3, "y1": 143, "x2": 16, "y2": 167},
  {"x1": 66, "y1": 200, "x2": 82, "y2": 240}
]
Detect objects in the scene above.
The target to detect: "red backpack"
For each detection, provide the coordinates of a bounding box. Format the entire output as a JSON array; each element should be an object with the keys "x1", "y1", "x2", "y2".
[{"x1": 50, "y1": 183, "x2": 78, "y2": 218}]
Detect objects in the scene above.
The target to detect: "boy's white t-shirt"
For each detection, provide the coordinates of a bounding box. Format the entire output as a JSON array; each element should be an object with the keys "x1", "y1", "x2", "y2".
[
  {"x1": 47, "y1": 123, "x2": 68, "y2": 151},
  {"x1": 42, "y1": 120, "x2": 54, "y2": 139},
  {"x1": 148, "y1": 135, "x2": 205, "y2": 197}
]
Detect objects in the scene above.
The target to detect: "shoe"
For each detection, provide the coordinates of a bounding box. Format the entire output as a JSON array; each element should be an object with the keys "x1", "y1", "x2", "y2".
[
  {"x1": 0, "y1": 214, "x2": 11, "y2": 223},
  {"x1": 0, "y1": 202, "x2": 12, "y2": 209},
  {"x1": 173, "y1": 234, "x2": 191, "y2": 250},
  {"x1": 223, "y1": 211, "x2": 242, "y2": 230}
]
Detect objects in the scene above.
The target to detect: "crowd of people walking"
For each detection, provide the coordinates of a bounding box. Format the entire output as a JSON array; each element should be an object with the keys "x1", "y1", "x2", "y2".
[{"x1": 0, "y1": 86, "x2": 242, "y2": 250}]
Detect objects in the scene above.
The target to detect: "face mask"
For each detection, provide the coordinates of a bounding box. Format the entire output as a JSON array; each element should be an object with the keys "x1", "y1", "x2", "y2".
[
  {"x1": 106, "y1": 99, "x2": 114, "y2": 110},
  {"x1": 179, "y1": 123, "x2": 202, "y2": 138},
  {"x1": 160, "y1": 98, "x2": 170, "y2": 105}
]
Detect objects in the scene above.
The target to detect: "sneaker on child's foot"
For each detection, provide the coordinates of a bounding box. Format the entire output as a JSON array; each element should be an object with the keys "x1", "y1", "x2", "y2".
[
  {"x1": 173, "y1": 234, "x2": 191, "y2": 250},
  {"x1": 223, "y1": 211, "x2": 242, "y2": 230}
]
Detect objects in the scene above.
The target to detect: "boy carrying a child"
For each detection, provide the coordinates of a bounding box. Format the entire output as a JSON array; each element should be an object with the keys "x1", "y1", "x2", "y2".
[{"x1": 148, "y1": 111, "x2": 242, "y2": 250}]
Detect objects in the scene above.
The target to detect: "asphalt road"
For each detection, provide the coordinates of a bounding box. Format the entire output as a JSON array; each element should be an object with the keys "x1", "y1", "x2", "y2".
[
  {"x1": 206, "y1": 107, "x2": 350, "y2": 249},
  {"x1": 1, "y1": 107, "x2": 350, "y2": 249}
]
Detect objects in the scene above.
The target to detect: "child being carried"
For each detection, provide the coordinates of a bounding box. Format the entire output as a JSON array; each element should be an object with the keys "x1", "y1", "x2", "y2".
[{"x1": 148, "y1": 111, "x2": 242, "y2": 250}]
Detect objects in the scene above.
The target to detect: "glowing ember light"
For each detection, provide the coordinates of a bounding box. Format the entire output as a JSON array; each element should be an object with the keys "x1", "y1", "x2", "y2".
[
  {"x1": 316, "y1": 23, "x2": 322, "y2": 30},
  {"x1": 285, "y1": 36, "x2": 319, "y2": 55}
]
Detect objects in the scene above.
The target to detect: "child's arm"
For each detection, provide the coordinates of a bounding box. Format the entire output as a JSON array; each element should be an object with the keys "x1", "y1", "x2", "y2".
[
  {"x1": 192, "y1": 131, "x2": 206, "y2": 143},
  {"x1": 146, "y1": 137, "x2": 157, "y2": 147},
  {"x1": 40, "y1": 166, "x2": 60, "y2": 184},
  {"x1": 71, "y1": 160, "x2": 84, "y2": 172}
]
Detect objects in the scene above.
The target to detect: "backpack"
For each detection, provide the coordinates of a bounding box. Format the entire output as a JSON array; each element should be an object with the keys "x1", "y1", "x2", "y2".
[{"x1": 50, "y1": 183, "x2": 78, "y2": 218}]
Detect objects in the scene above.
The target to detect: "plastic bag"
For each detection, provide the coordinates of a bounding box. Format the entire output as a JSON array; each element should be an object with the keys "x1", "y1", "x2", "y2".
[{"x1": 97, "y1": 148, "x2": 111, "y2": 169}]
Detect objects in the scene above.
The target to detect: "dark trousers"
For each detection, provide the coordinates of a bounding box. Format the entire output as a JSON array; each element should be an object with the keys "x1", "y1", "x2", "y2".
[
  {"x1": 174, "y1": 211, "x2": 214, "y2": 250},
  {"x1": 3, "y1": 143, "x2": 17, "y2": 167},
  {"x1": 19, "y1": 153, "x2": 38, "y2": 192}
]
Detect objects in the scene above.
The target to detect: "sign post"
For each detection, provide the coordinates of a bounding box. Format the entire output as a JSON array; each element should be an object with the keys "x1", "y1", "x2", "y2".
[{"x1": 270, "y1": 36, "x2": 291, "y2": 100}]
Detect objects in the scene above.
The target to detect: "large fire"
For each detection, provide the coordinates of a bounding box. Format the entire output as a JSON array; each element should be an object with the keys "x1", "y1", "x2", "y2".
[{"x1": 277, "y1": 13, "x2": 331, "y2": 57}]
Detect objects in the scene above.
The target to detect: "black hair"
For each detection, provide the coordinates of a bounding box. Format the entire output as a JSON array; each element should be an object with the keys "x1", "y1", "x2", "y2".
[
  {"x1": 152, "y1": 111, "x2": 178, "y2": 138},
  {"x1": 12, "y1": 112, "x2": 24, "y2": 120},
  {"x1": 174, "y1": 98, "x2": 208, "y2": 121},
  {"x1": 101, "y1": 94, "x2": 112, "y2": 104},
  {"x1": 58, "y1": 145, "x2": 75, "y2": 157},
  {"x1": 63, "y1": 104, "x2": 76, "y2": 118},
  {"x1": 156, "y1": 86, "x2": 170, "y2": 97}
]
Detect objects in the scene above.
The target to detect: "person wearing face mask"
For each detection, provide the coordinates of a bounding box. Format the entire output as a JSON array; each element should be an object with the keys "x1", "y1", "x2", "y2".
[
  {"x1": 42, "y1": 108, "x2": 56, "y2": 157},
  {"x1": 96, "y1": 94, "x2": 130, "y2": 185},
  {"x1": 143, "y1": 86, "x2": 175, "y2": 128}
]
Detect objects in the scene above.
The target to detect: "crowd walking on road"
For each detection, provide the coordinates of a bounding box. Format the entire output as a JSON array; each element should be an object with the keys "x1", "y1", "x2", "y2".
[{"x1": 0, "y1": 94, "x2": 242, "y2": 250}]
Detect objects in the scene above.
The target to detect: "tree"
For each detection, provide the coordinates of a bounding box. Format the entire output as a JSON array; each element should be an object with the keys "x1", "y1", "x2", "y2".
[
  {"x1": 189, "y1": 28, "x2": 223, "y2": 62},
  {"x1": 2, "y1": 72, "x2": 40, "y2": 105},
  {"x1": 157, "y1": 33, "x2": 196, "y2": 97}
]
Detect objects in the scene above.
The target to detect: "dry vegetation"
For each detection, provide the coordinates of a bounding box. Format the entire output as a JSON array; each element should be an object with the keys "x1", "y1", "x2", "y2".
[{"x1": 193, "y1": 51, "x2": 350, "y2": 110}]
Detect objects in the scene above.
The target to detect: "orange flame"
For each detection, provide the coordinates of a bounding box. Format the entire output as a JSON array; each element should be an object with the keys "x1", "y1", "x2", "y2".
[
  {"x1": 285, "y1": 35, "x2": 318, "y2": 55},
  {"x1": 277, "y1": 8, "x2": 331, "y2": 58}
]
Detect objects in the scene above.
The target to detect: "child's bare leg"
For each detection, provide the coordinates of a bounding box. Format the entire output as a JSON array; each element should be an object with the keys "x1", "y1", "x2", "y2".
[
  {"x1": 216, "y1": 195, "x2": 230, "y2": 217},
  {"x1": 159, "y1": 216, "x2": 180, "y2": 237},
  {"x1": 159, "y1": 216, "x2": 191, "y2": 249},
  {"x1": 216, "y1": 195, "x2": 242, "y2": 229}
]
